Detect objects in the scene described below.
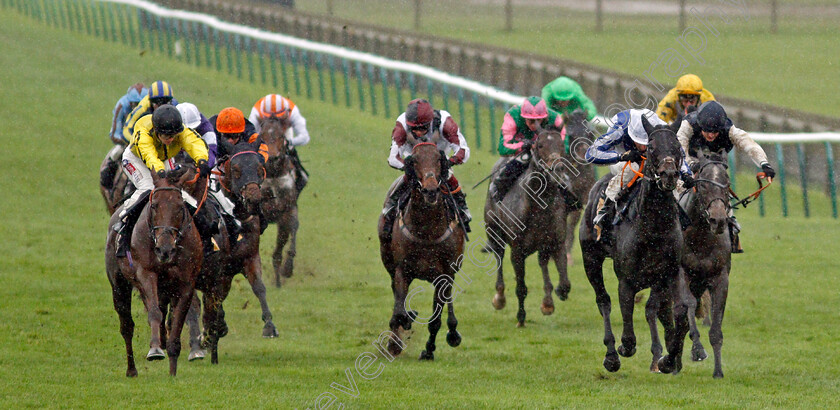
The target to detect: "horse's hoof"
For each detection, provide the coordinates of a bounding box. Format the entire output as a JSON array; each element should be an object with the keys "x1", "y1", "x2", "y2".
[
  {"x1": 555, "y1": 284, "x2": 571, "y2": 301},
  {"x1": 650, "y1": 360, "x2": 660, "y2": 373},
  {"x1": 713, "y1": 370, "x2": 724, "y2": 379},
  {"x1": 658, "y1": 355, "x2": 676, "y2": 374},
  {"x1": 126, "y1": 368, "x2": 138, "y2": 378},
  {"x1": 492, "y1": 293, "x2": 506, "y2": 310},
  {"x1": 617, "y1": 344, "x2": 636, "y2": 358},
  {"x1": 446, "y1": 331, "x2": 462, "y2": 347},
  {"x1": 387, "y1": 339, "x2": 403, "y2": 357},
  {"x1": 188, "y1": 349, "x2": 206, "y2": 361},
  {"x1": 516, "y1": 321, "x2": 525, "y2": 328},
  {"x1": 540, "y1": 302, "x2": 554, "y2": 315},
  {"x1": 419, "y1": 350, "x2": 434, "y2": 361},
  {"x1": 603, "y1": 353, "x2": 621, "y2": 372},
  {"x1": 692, "y1": 347, "x2": 708, "y2": 362},
  {"x1": 146, "y1": 347, "x2": 165, "y2": 361},
  {"x1": 262, "y1": 322, "x2": 279, "y2": 338}
]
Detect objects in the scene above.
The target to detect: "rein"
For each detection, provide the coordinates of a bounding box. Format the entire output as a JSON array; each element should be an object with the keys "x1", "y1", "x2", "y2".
[
  {"x1": 148, "y1": 187, "x2": 193, "y2": 249},
  {"x1": 731, "y1": 173, "x2": 773, "y2": 209},
  {"x1": 620, "y1": 156, "x2": 646, "y2": 189}
]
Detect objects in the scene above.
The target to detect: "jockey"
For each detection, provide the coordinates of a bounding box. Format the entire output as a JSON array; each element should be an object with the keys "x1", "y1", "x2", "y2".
[
  {"x1": 249, "y1": 94, "x2": 310, "y2": 192},
  {"x1": 586, "y1": 108, "x2": 695, "y2": 242},
  {"x1": 656, "y1": 74, "x2": 715, "y2": 125},
  {"x1": 491, "y1": 97, "x2": 566, "y2": 203},
  {"x1": 383, "y1": 98, "x2": 471, "y2": 234},
  {"x1": 114, "y1": 104, "x2": 210, "y2": 257},
  {"x1": 541, "y1": 76, "x2": 598, "y2": 121},
  {"x1": 122, "y1": 80, "x2": 178, "y2": 142},
  {"x1": 677, "y1": 101, "x2": 775, "y2": 253},
  {"x1": 209, "y1": 107, "x2": 269, "y2": 234},
  {"x1": 101, "y1": 83, "x2": 148, "y2": 191},
  {"x1": 176, "y1": 102, "x2": 218, "y2": 170}
]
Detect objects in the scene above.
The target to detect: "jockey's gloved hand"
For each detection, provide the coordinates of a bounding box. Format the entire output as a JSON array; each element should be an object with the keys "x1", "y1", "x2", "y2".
[
  {"x1": 761, "y1": 163, "x2": 776, "y2": 179},
  {"x1": 620, "y1": 150, "x2": 643, "y2": 164},
  {"x1": 521, "y1": 139, "x2": 534, "y2": 152},
  {"x1": 198, "y1": 159, "x2": 211, "y2": 178},
  {"x1": 682, "y1": 174, "x2": 696, "y2": 189}
]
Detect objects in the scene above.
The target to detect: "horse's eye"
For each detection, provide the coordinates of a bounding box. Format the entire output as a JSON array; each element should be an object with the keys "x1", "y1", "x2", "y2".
[
  {"x1": 150, "y1": 203, "x2": 158, "y2": 210},
  {"x1": 537, "y1": 143, "x2": 544, "y2": 149}
]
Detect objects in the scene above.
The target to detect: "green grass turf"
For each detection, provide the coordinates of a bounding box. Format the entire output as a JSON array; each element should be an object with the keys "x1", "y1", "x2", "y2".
[
  {"x1": 291, "y1": 0, "x2": 840, "y2": 119},
  {"x1": 2, "y1": 6, "x2": 840, "y2": 408}
]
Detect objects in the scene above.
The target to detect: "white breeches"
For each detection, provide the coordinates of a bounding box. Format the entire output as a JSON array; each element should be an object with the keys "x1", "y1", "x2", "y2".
[
  {"x1": 605, "y1": 162, "x2": 640, "y2": 201},
  {"x1": 119, "y1": 150, "x2": 196, "y2": 215}
]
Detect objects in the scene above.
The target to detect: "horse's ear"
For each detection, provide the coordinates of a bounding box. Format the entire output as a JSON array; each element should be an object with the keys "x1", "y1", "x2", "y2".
[
  {"x1": 251, "y1": 139, "x2": 261, "y2": 152},
  {"x1": 641, "y1": 113, "x2": 655, "y2": 136},
  {"x1": 220, "y1": 137, "x2": 234, "y2": 154},
  {"x1": 152, "y1": 168, "x2": 161, "y2": 184}
]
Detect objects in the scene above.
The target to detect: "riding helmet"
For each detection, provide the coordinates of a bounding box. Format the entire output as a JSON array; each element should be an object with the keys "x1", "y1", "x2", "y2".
[
  {"x1": 675, "y1": 74, "x2": 703, "y2": 95},
  {"x1": 149, "y1": 80, "x2": 174, "y2": 104},
  {"x1": 152, "y1": 104, "x2": 184, "y2": 135},
  {"x1": 520, "y1": 96, "x2": 549, "y2": 119},
  {"x1": 258, "y1": 94, "x2": 291, "y2": 119},
  {"x1": 217, "y1": 107, "x2": 246, "y2": 134},
  {"x1": 406, "y1": 99, "x2": 434, "y2": 127},
  {"x1": 696, "y1": 101, "x2": 729, "y2": 133}
]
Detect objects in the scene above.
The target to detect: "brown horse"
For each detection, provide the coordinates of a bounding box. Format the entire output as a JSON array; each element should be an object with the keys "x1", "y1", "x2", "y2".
[
  {"x1": 258, "y1": 116, "x2": 300, "y2": 286},
  {"x1": 105, "y1": 168, "x2": 202, "y2": 376},
  {"x1": 485, "y1": 129, "x2": 572, "y2": 327},
  {"x1": 378, "y1": 142, "x2": 466, "y2": 360},
  {"x1": 99, "y1": 154, "x2": 133, "y2": 215},
  {"x1": 677, "y1": 152, "x2": 732, "y2": 378}
]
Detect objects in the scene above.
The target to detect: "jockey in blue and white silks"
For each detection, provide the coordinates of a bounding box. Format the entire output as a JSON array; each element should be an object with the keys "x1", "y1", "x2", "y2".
[
  {"x1": 585, "y1": 109, "x2": 694, "y2": 238},
  {"x1": 586, "y1": 108, "x2": 693, "y2": 202}
]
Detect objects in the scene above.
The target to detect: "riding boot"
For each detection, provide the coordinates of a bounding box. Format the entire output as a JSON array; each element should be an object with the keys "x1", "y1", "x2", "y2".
[
  {"x1": 190, "y1": 205, "x2": 218, "y2": 254},
  {"x1": 593, "y1": 194, "x2": 615, "y2": 243},
  {"x1": 100, "y1": 158, "x2": 119, "y2": 191},
  {"x1": 451, "y1": 190, "x2": 472, "y2": 233},
  {"x1": 114, "y1": 191, "x2": 151, "y2": 257},
  {"x1": 729, "y1": 215, "x2": 744, "y2": 254},
  {"x1": 221, "y1": 212, "x2": 241, "y2": 244},
  {"x1": 381, "y1": 180, "x2": 411, "y2": 241},
  {"x1": 492, "y1": 160, "x2": 527, "y2": 203},
  {"x1": 289, "y1": 149, "x2": 309, "y2": 192}
]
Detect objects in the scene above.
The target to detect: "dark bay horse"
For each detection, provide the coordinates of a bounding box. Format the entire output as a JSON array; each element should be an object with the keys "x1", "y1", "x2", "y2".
[
  {"x1": 378, "y1": 142, "x2": 466, "y2": 361},
  {"x1": 562, "y1": 110, "x2": 597, "y2": 266},
  {"x1": 678, "y1": 152, "x2": 732, "y2": 378},
  {"x1": 579, "y1": 118, "x2": 689, "y2": 374},
  {"x1": 105, "y1": 168, "x2": 202, "y2": 376},
  {"x1": 99, "y1": 154, "x2": 132, "y2": 215},
  {"x1": 258, "y1": 116, "x2": 300, "y2": 286},
  {"x1": 484, "y1": 129, "x2": 572, "y2": 327},
  {"x1": 214, "y1": 139, "x2": 279, "y2": 341}
]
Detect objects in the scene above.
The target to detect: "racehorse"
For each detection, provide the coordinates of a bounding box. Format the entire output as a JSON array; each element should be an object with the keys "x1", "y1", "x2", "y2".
[
  {"x1": 677, "y1": 151, "x2": 732, "y2": 378},
  {"x1": 258, "y1": 116, "x2": 300, "y2": 286},
  {"x1": 578, "y1": 117, "x2": 689, "y2": 374},
  {"x1": 485, "y1": 129, "x2": 573, "y2": 327},
  {"x1": 561, "y1": 110, "x2": 597, "y2": 266},
  {"x1": 99, "y1": 154, "x2": 133, "y2": 215},
  {"x1": 213, "y1": 139, "x2": 279, "y2": 342},
  {"x1": 378, "y1": 142, "x2": 466, "y2": 360},
  {"x1": 105, "y1": 167, "x2": 202, "y2": 376}
]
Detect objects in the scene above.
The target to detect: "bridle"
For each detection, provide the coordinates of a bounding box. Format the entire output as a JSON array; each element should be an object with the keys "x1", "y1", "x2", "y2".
[
  {"x1": 691, "y1": 159, "x2": 731, "y2": 221},
  {"x1": 147, "y1": 186, "x2": 193, "y2": 250},
  {"x1": 217, "y1": 151, "x2": 267, "y2": 194},
  {"x1": 398, "y1": 142, "x2": 459, "y2": 244}
]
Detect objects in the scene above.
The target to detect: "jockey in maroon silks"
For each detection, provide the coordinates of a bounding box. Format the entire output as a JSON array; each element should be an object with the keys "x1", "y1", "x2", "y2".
[{"x1": 383, "y1": 98, "x2": 472, "y2": 236}]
